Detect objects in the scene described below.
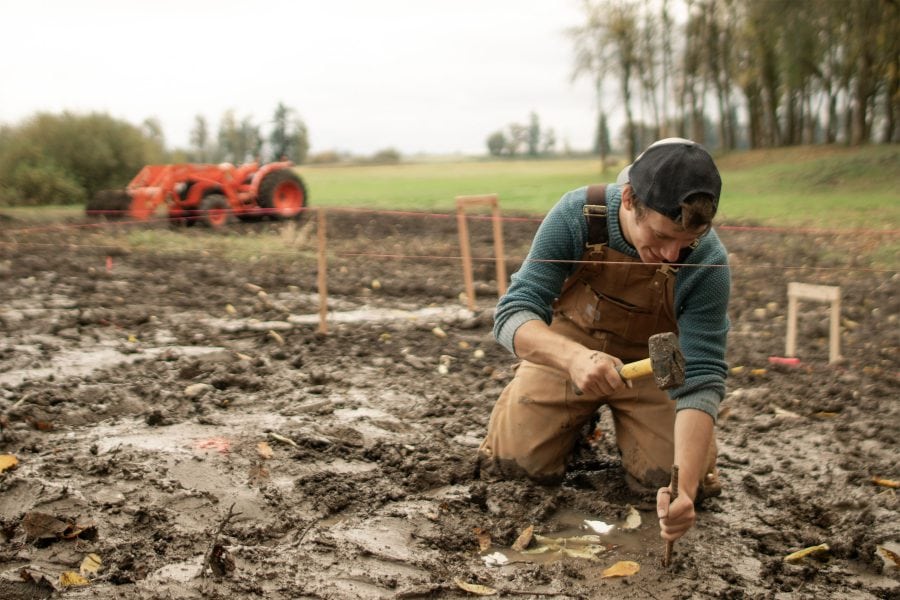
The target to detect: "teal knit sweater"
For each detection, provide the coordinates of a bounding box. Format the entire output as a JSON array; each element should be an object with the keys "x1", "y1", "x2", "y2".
[{"x1": 494, "y1": 184, "x2": 730, "y2": 420}]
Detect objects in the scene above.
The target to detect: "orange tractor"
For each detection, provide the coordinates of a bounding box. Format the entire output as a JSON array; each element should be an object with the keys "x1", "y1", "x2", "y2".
[{"x1": 86, "y1": 161, "x2": 308, "y2": 227}]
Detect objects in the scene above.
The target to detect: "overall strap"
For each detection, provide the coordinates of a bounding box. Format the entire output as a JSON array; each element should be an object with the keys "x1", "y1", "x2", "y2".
[{"x1": 583, "y1": 184, "x2": 609, "y2": 247}]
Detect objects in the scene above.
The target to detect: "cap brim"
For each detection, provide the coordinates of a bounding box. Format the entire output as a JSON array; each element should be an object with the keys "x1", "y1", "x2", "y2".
[{"x1": 616, "y1": 164, "x2": 631, "y2": 185}]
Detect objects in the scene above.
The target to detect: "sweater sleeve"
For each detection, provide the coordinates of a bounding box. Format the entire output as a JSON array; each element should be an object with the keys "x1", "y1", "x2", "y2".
[
  {"x1": 493, "y1": 188, "x2": 588, "y2": 354},
  {"x1": 669, "y1": 230, "x2": 731, "y2": 421}
]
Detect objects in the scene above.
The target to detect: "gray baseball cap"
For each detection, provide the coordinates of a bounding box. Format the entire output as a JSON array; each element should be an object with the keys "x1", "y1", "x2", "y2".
[{"x1": 616, "y1": 138, "x2": 721, "y2": 221}]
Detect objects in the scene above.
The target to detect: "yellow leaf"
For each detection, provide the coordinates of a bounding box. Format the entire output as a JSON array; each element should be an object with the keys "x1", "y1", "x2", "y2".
[
  {"x1": 0, "y1": 454, "x2": 18, "y2": 473},
  {"x1": 225, "y1": 304, "x2": 237, "y2": 315},
  {"x1": 59, "y1": 571, "x2": 89, "y2": 587},
  {"x1": 453, "y1": 577, "x2": 497, "y2": 596},
  {"x1": 622, "y1": 506, "x2": 642, "y2": 530},
  {"x1": 601, "y1": 560, "x2": 640, "y2": 578},
  {"x1": 784, "y1": 543, "x2": 830, "y2": 563},
  {"x1": 257, "y1": 441, "x2": 273, "y2": 460},
  {"x1": 80, "y1": 553, "x2": 102, "y2": 576},
  {"x1": 750, "y1": 368, "x2": 767, "y2": 376},
  {"x1": 872, "y1": 477, "x2": 899, "y2": 489}
]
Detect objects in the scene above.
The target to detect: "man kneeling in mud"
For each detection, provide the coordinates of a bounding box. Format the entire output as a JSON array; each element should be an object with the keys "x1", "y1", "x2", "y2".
[{"x1": 478, "y1": 138, "x2": 729, "y2": 544}]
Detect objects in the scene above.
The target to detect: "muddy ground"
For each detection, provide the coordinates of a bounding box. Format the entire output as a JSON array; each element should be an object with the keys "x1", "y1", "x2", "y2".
[{"x1": 0, "y1": 208, "x2": 897, "y2": 599}]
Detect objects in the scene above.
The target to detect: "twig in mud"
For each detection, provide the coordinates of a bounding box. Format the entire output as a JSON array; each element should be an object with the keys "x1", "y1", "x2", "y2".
[
  {"x1": 662, "y1": 465, "x2": 679, "y2": 568},
  {"x1": 199, "y1": 502, "x2": 241, "y2": 578},
  {"x1": 293, "y1": 520, "x2": 318, "y2": 546}
]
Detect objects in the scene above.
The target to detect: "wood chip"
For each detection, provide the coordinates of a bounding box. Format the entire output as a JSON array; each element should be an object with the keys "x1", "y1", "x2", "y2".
[{"x1": 511, "y1": 525, "x2": 533, "y2": 552}]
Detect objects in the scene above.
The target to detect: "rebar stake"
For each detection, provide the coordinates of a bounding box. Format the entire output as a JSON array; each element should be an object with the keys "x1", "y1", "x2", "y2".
[{"x1": 662, "y1": 465, "x2": 679, "y2": 568}]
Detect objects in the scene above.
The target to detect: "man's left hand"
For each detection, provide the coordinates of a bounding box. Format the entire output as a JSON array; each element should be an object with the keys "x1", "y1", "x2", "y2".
[{"x1": 657, "y1": 487, "x2": 696, "y2": 542}]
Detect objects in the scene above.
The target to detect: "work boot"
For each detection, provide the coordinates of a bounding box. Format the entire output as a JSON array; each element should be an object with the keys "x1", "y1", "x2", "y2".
[{"x1": 696, "y1": 468, "x2": 723, "y2": 503}]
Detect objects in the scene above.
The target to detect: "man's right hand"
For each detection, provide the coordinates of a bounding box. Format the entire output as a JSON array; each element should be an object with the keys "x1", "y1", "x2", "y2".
[
  {"x1": 570, "y1": 348, "x2": 627, "y2": 397},
  {"x1": 512, "y1": 320, "x2": 627, "y2": 397}
]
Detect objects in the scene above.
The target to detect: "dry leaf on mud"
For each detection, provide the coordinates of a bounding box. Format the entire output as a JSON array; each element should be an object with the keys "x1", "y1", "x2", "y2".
[
  {"x1": 25, "y1": 416, "x2": 54, "y2": 431},
  {"x1": 23, "y1": 512, "x2": 69, "y2": 544},
  {"x1": 601, "y1": 560, "x2": 640, "y2": 578},
  {"x1": 267, "y1": 330, "x2": 285, "y2": 345},
  {"x1": 248, "y1": 464, "x2": 269, "y2": 484},
  {"x1": 784, "y1": 543, "x2": 830, "y2": 563},
  {"x1": 872, "y1": 477, "x2": 899, "y2": 488},
  {"x1": 256, "y1": 441, "x2": 274, "y2": 459},
  {"x1": 876, "y1": 545, "x2": 900, "y2": 570},
  {"x1": 0, "y1": 454, "x2": 18, "y2": 472},
  {"x1": 453, "y1": 577, "x2": 497, "y2": 596},
  {"x1": 80, "y1": 553, "x2": 102, "y2": 577},
  {"x1": 622, "y1": 506, "x2": 641, "y2": 530},
  {"x1": 473, "y1": 527, "x2": 492, "y2": 552},
  {"x1": 19, "y1": 567, "x2": 59, "y2": 592},
  {"x1": 59, "y1": 571, "x2": 89, "y2": 587},
  {"x1": 511, "y1": 525, "x2": 534, "y2": 552}
]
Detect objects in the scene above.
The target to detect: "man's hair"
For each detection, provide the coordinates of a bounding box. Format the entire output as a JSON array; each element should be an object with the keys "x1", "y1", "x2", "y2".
[{"x1": 631, "y1": 189, "x2": 716, "y2": 232}]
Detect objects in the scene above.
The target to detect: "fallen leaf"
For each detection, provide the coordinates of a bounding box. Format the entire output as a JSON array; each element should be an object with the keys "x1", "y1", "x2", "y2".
[
  {"x1": 750, "y1": 368, "x2": 767, "y2": 376},
  {"x1": 59, "y1": 571, "x2": 89, "y2": 587},
  {"x1": 534, "y1": 533, "x2": 603, "y2": 548},
  {"x1": 432, "y1": 327, "x2": 447, "y2": 339},
  {"x1": 784, "y1": 543, "x2": 830, "y2": 563},
  {"x1": 622, "y1": 506, "x2": 641, "y2": 530},
  {"x1": 194, "y1": 437, "x2": 231, "y2": 454},
  {"x1": 268, "y1": 432, "x2": 299, "y2": 448},
  {"x1": 601, "y1": 560, "x2": 640, "y2": 578},
  {"x1": 267, "y1": 330, "x2": 284, "y2": 345},
  {"x1": 225, "y1": 304, "x2": 237, "y2": 315},
  {"x1": 245, "y1": 283, "x2": 264, "y2": 293},
  {"x1": 584, "y1": 520, "x2": 615, "y2": 534},
  {"x1": 877, "y1": 545, "x2": 900, "y2": 569},
  {"x1": 25, "y1": 416, "x2": 54, "y2": 431},
  {"x1": 772, "y1": 405, "x2": 802, "y2": 420},
  {"x1": 481, "y1": 551, "x2": 509, "y2": 567},
  {"x1": 561, "y1": 546, "x2": 606, "y2": 561},
  {"x1": 256, "y1": 441, "x2": 273, "y2": 459},
  {"x1": 248, "y1": 464, "x2": 269, "y2": 484},
  {"x1": 0, "y1": 454, "x2": 18, "y2": 472},
  {"x1": 872, "y1": 477, "x2": 899, "y2": 489},
  {"x1": 473, "y1": 527, "x2": 492, "y2": 552},
  {"x1": 511, "y1": 524, "x2": 534, "y2": 552},
  {"x1": 80, "y1": 553, "x2": 102, "y2": 577},
  {"x1": 453, "y1": 577, "x2": 497, "y2": 596}
]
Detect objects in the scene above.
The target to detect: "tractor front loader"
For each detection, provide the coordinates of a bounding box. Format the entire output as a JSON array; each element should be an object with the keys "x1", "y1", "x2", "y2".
[{"x1": 86, "y1": 161, "x2": 308, "y2": 228}]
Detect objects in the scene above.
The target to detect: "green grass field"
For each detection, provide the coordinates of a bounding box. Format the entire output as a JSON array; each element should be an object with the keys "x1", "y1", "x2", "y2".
[{"x1": 302, "y1": 145, "x2": 899, "y2": 231}]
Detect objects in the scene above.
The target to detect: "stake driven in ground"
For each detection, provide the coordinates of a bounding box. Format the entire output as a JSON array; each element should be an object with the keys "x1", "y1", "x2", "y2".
[{"x1": 663, "y1": 465, "x2": 679, "y2": 567}]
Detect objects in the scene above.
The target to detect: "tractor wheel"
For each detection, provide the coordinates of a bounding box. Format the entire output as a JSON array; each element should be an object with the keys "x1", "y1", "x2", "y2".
[
  {"x1": 257, "y1": 169, "x2": 308, "y2": 221},
  {"x1": 199, "y1": 194, "x2": 232, "y2": 229},
  {"x1": 86, "y1": 189, "x2": 131, "y2": 219}
]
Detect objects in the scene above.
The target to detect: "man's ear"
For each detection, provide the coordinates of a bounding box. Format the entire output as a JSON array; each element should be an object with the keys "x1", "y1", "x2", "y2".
[{"x1": 621, "y1": 184, "x2": 634, "y2": 210}]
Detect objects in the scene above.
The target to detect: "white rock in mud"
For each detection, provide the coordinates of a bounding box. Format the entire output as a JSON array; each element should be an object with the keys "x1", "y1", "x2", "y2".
[{"x1": 184, "y1": 383, "x2": 214, "y2": 399}]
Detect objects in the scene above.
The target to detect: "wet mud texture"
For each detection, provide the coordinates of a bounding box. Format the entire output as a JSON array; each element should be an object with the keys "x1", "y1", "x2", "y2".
[{"x1": 0, "y1": 211, "x2": 897, "y2": 599}]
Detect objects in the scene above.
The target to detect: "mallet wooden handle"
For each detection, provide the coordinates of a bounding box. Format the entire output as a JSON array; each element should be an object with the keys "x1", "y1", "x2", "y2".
[{"x1": 617, "y1": 357, "x2": 653, "y2": 380}]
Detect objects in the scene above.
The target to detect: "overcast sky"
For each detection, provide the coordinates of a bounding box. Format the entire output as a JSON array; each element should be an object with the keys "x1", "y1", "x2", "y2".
[{"x1": 0, "y1": 0, "x2": 600, "y2": 156}]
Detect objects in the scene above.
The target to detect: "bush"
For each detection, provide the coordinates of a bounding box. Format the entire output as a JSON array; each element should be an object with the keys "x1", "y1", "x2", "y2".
[{"x1": 0, "y1": 111, "x2": 165, "y2": 207}]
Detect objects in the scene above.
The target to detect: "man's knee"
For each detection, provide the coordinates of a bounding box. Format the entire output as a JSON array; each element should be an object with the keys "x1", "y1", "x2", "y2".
[{"x1": 476, "y1": 447, "x2": 565, "y2": 486}]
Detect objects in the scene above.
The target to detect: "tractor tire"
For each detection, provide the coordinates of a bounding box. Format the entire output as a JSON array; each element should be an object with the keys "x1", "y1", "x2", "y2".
[
  {"x1": 257, "y1": 169, "x2": 308, "y2": 221},
  {"x1": 86, "y1": 189, "x2": 131, "y2": 219},
  {"x1": 199, "y1": 194, "x2": 232, "y2": 229}
]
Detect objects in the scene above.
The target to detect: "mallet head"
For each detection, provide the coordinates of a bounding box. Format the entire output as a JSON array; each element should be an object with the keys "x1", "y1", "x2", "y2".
[{"x1": 648, "y1": 332, "x2": 685, "y2": 390}]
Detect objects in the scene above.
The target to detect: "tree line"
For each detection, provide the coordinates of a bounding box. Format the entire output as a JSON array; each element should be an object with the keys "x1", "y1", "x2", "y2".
[
  {"x1": 0, "y1": 103, "x2": 310, "y2": 206},
  {"x1": 570, "y1": 0, "x2": 898, "y2": 161}
]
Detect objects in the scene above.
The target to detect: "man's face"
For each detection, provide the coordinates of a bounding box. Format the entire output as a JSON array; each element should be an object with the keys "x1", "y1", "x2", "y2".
[{"x1": 622, "y1": 189, "x2": 708, "y2": 264}]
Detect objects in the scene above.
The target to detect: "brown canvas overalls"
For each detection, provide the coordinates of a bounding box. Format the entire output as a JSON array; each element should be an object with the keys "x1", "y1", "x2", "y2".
[{"x1": 479, "y1": 186, "x2": 717, "y2": 491}]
